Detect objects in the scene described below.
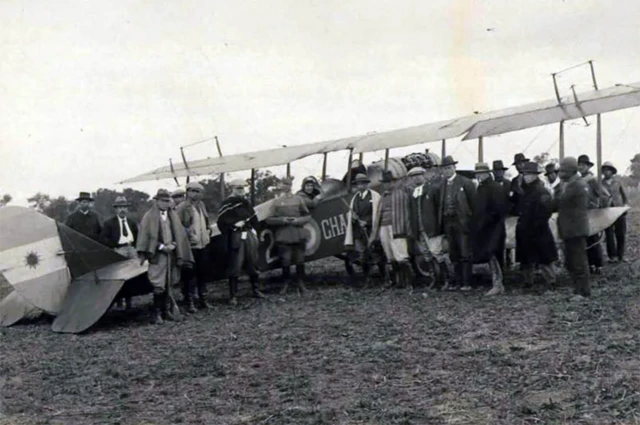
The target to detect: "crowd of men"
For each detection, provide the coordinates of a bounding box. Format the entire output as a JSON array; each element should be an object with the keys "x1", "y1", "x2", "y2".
[{"x1": 64, "y1": 152, "x2": 631, "y2": 324}]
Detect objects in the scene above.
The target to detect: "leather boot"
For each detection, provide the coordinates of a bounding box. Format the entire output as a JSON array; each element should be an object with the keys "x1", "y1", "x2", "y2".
[
  {"x1": 228, "y1": 277, "x2": 239, "y2": 305},
  {"x1": 250, "y1": 275, "x2": 265, "y2": 298},
  {"x1": 460, "y1": 262, "x2": 472, "y2": 291},
  {"x1": 197, "y1": 283, "x2": 212, "y2": 309},
  {"x1": 390, "y1": 262, "x2": 400, "y2": 286},
  {"x1": 152, "y1": 294, "x2": 164, "y2": 325},
  {"x1": 163, "y1": 292, "x2": 176, "y2": 321},
  {"x1": 361, "y1": 264, "x2": 372, "y2": 289},
  {"x1": 485, "y1": 258, "x2": 504, "y2": 296},
  {"x1": 402, "y1": 262, "x2": 414, "y2": 289},
  {"x1": 181, "y1": 277, "x2": 197, "y2": 313},
  {"x1": 378, "y1": 261, "x2": 391, "y2": 285},
  {"x1": 280, "y1": 267, "x2": 291, "y2": 295},
  {"x1": 296, "y1": 264, "x2": 307, "y2": 294}
]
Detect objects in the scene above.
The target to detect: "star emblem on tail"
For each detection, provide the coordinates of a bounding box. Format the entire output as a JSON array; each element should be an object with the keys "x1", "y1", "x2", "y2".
[{"x1": 25, "y1": 251, "x2": 40, "y2": 269}]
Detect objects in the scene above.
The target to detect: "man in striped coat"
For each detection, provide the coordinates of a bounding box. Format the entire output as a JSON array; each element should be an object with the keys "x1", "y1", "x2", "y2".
[{"x1": 370, "y1": 170, "x2": 413, "y2": 289}]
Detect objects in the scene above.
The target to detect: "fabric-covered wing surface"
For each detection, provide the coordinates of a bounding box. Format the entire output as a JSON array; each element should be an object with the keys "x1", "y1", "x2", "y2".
[
  {"x1": 52, "y1": 259, "x2": 149, "y2": 333},
  {"x1": 0, "y1": 206, "x2": 70, "y2": 316},
  {"x1": 118, "y1": 81, "x2": 640, "y2": 184}
]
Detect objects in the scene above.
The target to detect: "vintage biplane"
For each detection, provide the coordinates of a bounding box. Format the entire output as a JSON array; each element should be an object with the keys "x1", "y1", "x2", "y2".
[
  {"x1": 0, "y1": 78, "x2": 637, "y2": 333},
  {"x1": 121, "y1": 79, "x2": 638, "y2": 272}
]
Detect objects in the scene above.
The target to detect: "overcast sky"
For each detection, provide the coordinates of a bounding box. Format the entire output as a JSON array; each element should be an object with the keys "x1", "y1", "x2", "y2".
[{"x1": 1, "y1": 0, "x2": 639, "y2": 206}]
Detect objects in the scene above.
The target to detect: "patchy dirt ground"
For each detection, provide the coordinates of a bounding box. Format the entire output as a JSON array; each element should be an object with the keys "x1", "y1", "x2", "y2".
[{"x1": 1, "y1": 212, "x2": 640, "y2": 425}]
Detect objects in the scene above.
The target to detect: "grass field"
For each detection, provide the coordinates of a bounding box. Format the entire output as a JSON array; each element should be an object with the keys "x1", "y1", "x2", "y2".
[{"x1": 1, "y1": 211, "x2": 639, "y2": 425}]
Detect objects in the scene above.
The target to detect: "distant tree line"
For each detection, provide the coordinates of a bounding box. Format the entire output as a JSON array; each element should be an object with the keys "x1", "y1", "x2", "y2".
[{"x1": 18, "y1": 171, "x2": 289, "y2": 223}]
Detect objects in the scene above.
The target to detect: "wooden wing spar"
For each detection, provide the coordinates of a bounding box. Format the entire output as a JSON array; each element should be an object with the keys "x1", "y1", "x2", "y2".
[{"x1": 119, "y1": 81, "x2": 640, "y2": 184}]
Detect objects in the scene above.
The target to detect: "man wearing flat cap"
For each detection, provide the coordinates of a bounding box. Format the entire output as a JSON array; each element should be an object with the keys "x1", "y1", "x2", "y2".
[
  {"x1": 217, "y1": 179, "x2": 264, "y2": 304},
  {"x1": 430, "y1": 155, "x2": 476, "y2": 291},
  {"x1": 265, "y1": 177, "x2": 311, "y2": 295},
  {"x1": 602, "y1": 161, "x2": 629, "y2": 263},
  {"x1": 176, "y1": 181, "x2": 212, "y2": 311},
  {"x1": 578, "y1": 154, "x2": 611, "y2": 274},
  {"x1": 344, "y1": 173, "x2": 383, "y2": 287},
  {"x1": 137, "y1": 189, "x2": 194, "y2": 324},
  {"x1": 413, "y1": 158, "x2": 452, "y2": 287},
  {"x1": 514, "y1": 162, "x2": 557, "y2": 292},
  {"x1": 171, "y1": 188, "x2": 186, "y2": 207},
  {"x1": 471, "y1": 163, "x2": 509, "y2": 295},
  {"x1": 65, "y1": 191, "x2": 102, "y2": 241},
  {"x1": 100, "y1": 196, "x2": 139, "y2": 310},
  {"x1": 555, "y1": 157, "x2": 591, "y2": 297}
]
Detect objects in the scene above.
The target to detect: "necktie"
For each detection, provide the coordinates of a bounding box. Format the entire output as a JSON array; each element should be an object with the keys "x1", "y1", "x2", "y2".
[{"x1": 121, "y1": 219, "x2": 128, "y2": 237}]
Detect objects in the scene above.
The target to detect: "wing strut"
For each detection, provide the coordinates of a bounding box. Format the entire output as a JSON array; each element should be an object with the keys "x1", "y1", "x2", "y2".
[
  {"x1": 215, "y1": 136, "x2": 225, "y2": 198},
  {"x1": 180, "y1": 147, "x2": 191, "y2": 184}
]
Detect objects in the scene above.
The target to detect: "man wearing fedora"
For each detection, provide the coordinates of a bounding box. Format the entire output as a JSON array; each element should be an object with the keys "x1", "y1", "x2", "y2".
[
  {"x1": 555, "y1": 157, "x2": 591, "y2": 297},
  {"x1": 344, "y1": 173, "x2": 383, "y2": 288},
  {"x1": 544, "y1": 163, "x2": 561, "y2": 198},
  {"x1": 176, "y1": 181, "x2": 212, "y2": 310},
  {"x1": 578, "y1": 154, "x2": 611, "y2": 274},
  {"x1": 471, "y1": 163, "x2": 509, "y2": 295},
  {"x1": 370, "y1": 169, "x2": 415, "y2": 289},
  {"x1": 514, "y1": 162, "x2": 557, "y2": 291},
  {"x1": 491, "y1": 160, "x2": 511, "y2": 270},
  {"x1": 100, "y1": 196, "x2": 139, "y2": 310},
  {"x1": 65, "y1": 191, "x2": 102, "y2": 241},
  {"x1": 431, "y1": 155, "x2": 476, "y2": 291},
  {"x1": 265, "y1": 177, "x2": 311, "y2": 295},
  {"x1": 217, "y1": 179, "x2": 265, "y2": 304},
  {"x1": 602, "y1": 161, "x2": 629, "y2": 263},
  {"x1": 137, "y1": 189, "x2": 194, "y2": 324},
  {"x1": 509, "y1": 153, "x2": 530, "y2": 215}
]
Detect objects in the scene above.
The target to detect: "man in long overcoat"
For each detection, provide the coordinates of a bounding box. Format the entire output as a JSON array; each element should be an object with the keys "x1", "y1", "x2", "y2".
[
  {"x1": 412, "y1": 163, "x2": 451, "y2": 286},
  {"x1": 137, "y1": 189, "x2": 194, "y2": 324},
  {"x1": 491, "y1": 160, "x2": 511, "y2": 270},
  {"x1": 176, "y1": 182, "x2": 212, "y2": 310},
  {"x1": 65, "y1": 192, "x2": 102, "y2": 241},
  {"x1": 509, "y1": 153, "x2": 529, "y2": 215},
  {"x1": 601, "y1": 161, "x2": 628, "y2": 263},
  {"x1": 431, "y1": 155, "x2": 476, "y2": 291},
  {"x1": 217, "y1": 179, "x2": 265, "y2": 305},
  {"x1": 555, "y1": 157, "x2": 591, "y2": 297},
  {"x1": 265, "y1": 177, "x2": 311, "y2": 295},
  {"x1": 471, "y1": 163, "x2": 509, "y2": 295},
  {"x1": 578, "y1": 154, "x2": 611, "y2": 274},
  {"x1": 515, "y1": 162, "x2": 557, "y2": 291}
]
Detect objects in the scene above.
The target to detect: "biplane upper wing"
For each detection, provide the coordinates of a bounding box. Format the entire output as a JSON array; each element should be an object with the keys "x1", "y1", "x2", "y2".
[
  {"x1": 464, "y1": 82, "x2": 640, "y2": 139},
  {"x1": 118, "y1": 81, "x2": 640, "y2": 184}
]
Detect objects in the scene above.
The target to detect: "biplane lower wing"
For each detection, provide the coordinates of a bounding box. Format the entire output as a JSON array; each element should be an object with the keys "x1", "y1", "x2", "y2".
[
  {"x1": 52, "y1": 259, "x2": 151, "y2": 333},
  {"x1": 505, "y1": 206, "x2": 630, "y2": 249}
]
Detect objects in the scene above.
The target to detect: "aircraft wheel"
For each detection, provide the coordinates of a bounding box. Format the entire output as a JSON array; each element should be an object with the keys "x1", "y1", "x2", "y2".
[{"x1": 412, "y1": 255, "x2": 434, "y2": 279}]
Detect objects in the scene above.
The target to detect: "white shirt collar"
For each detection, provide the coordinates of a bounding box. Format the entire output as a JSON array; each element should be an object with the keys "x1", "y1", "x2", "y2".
[{"x1": 447, "y1": 174, "x2": 456, "y2": 183}]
